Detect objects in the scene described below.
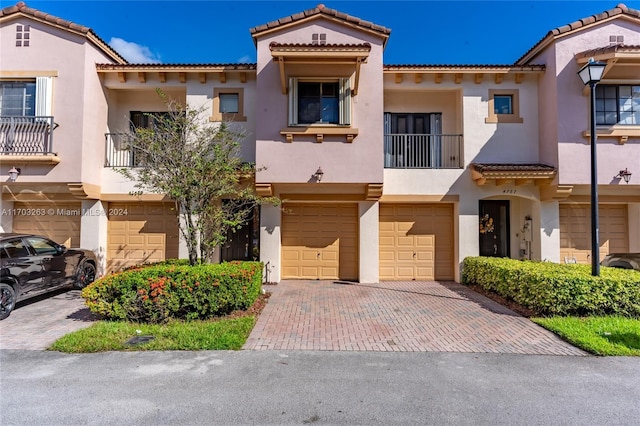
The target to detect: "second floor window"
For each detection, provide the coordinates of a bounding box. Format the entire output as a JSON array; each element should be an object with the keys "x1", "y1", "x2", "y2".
[
  {"x1": 298, "y1": 82, "x2": 339, "y2": 124},
  {"x1": 219, "y1": 93, "x2": 239, "y2": 114},
  {"x1": 0, "y1": 80, "x2": 36, "y2": 116},
  {"x1": 130, "y1": 111, "x2": 171, "y2": 129},
  {"x1": 596, "y1": 85, "x2": 640, "y2": 125},
  {"x1": 289, "y1": 78, "x2": 351, "y2": 126},
  {"x1": 493, "y1": 95, "x2": 513, "y2": 115}
]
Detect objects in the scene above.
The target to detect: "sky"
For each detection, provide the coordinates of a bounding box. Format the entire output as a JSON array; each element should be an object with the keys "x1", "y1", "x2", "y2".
[{"x1": 9, "y1": 0, "x2": 640, "y2": 65}]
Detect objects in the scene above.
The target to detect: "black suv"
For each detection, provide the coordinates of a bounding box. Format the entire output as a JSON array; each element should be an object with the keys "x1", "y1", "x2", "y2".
[{"x1": 0, "y1": 234, "x2": 97, "y2": 320}]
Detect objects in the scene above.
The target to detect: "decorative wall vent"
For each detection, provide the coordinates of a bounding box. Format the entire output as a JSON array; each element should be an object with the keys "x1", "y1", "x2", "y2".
[
  {"x1": 16, "y1": 24, "x2": 30, "y2": 47},
  {"x1": 311, "y1": 33, "x2": 327, "y2": 45},
  {"x1": 609, "y1": 35, "x2": 624, "y2": 45}
]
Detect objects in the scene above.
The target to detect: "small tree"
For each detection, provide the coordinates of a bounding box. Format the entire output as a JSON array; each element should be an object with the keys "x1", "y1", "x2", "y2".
[{"x1": 118, "y1": 90, "x2": 277, "y2": 265}]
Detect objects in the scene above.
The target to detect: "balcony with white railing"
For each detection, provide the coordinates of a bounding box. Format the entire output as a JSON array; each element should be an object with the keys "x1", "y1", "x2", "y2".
[
  {"x1": 0, "y1": 116, "x2": 56, "y2": 155},
  {"x1": 104, "y1": 133, "x2": 140, "y2": 168},
  {"x1": 384, "y1": 133, "x2": 463, "y2": 169}
]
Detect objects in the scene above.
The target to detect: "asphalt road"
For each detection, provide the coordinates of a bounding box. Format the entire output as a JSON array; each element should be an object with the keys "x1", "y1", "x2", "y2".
[{"x1": 1, "y1": 350, "x2": 639, "y2": 425}]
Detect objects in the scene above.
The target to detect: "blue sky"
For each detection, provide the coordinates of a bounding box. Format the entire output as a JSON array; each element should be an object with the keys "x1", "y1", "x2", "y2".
[{"x1": 10, "y1": 0, "x2": 640, "y2": 64}]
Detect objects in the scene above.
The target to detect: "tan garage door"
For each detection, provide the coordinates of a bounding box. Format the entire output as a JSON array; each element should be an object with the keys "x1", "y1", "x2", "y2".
[
  {"x1": 281, "y1": 203, "x2": 358, "y2": 280},
  {"x1": 107, "y1": 202, "x2": 179, "y2": 273},
  {"x1": 12, "y1": 202, "x2": 81, "y2": 247},
  {"x1": 560, "y1": 204, "x2": 628, "y2": 263},
  {"x1": 380, "y1": 204, "x2": 454, "y2": 281}
]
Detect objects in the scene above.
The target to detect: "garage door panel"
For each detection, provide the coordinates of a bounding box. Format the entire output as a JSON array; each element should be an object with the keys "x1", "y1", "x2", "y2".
[
  {"x1": 13, "y1": 202, "x2": 81, "y2": 247},
  {"x1": 281, "y1": 203, "x2": 358, "y2": 280},
  {"x1": 147, "y1": 235, "x2": 165, "y2": 245},
  {"x1": 380, "y1": 204, "x2": 453, "y2": 281},
  {"x1": 415, "y1": 235, "x2": 434, "y2": 247},
  {"x1": 417, "y1": 251, "x2": 433, "y2": 261},
  {"x1": 560, "y1": 204, "x2": 628, "y2": 263},
  {"x1": 107, "y1": 202, "x2": 179, "y2": 273},
  {"x1": 416, "y1": 266, "x2": 434, "y2": 276}
]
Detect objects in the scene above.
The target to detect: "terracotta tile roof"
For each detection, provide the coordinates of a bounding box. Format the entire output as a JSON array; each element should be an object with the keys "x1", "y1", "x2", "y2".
[
  {"x1": 516, "y1": 3, "x2": 640, "y2": 65},
  {"x1": 270, "y1": 42, "x2": 371, "y2": 49},
  {"x1": 269, "y1": 42, "x2": 372, "y2": 54},
  {"x1": 472, "y1": 163, "x2": 556, "y2": 174},
  {"x1": 384, "y1": 64, "x2": 546, "y2": 71},
  {"x1": 250, "y1": 4, "x2": 391, "y2": 41},
  {"x1": 1, "y1": 1, "x2": 126, "y2": 63},
  {"x1": 574, "y1": 44, "x2": 640, "y2": 59},
  {"x1": 95, "y1": 63, "x2": 256, "y2": 70}
]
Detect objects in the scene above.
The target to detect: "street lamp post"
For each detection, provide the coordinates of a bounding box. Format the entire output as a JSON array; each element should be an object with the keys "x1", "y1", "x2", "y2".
[{"x1": 577, "y1": 58, "x2": 606, "y2": 276}]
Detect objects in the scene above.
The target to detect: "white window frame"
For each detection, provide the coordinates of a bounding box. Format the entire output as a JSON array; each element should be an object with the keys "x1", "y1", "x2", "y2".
[
  {"x1": 288, "y1": 77, "x2": 351, "y2": 126},
  {"x1": 0, "y1": 77, "x2": 52, "y2": 118}
]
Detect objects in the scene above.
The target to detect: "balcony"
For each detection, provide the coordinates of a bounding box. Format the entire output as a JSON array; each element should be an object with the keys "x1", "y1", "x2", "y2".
[
  {"x1": 0, "y1": 116, "x2": 55, "y2": 155},
  {"x1": 384, "y1": 134, "x2": 463, "y2": 169},
  {"x1": 104, "y1": 133, "x2": 140, "y2": 167}
]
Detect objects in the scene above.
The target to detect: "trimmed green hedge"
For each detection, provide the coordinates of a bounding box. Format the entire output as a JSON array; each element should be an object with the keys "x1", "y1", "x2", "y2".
[
  {"x1": 82, "y1": 261, "x2": 263, "y2": 323},
  {"x1": 462, "y1": 257, "x2": 640, "y2": 317}
]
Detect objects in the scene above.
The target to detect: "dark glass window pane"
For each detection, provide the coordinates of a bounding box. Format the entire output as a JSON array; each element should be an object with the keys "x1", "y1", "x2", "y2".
[
  {"x1": 219, "y1": 93, "x2": 239, "y2": 113},
  {"x1": 494, "y1": 95, "x2": 512, "y2": 114},
  {"x1": 298, "y1": 99, "x2": 320, "y2": 123},
  {"x1": 299, "y1": 82, "x2": 320, "y2": 97},
  {"x1": 0, "y1": 81, "x2": 36, "y2": 116},
  {"x1": 604, "y1": 99, "x2": 617, "y2": 112},
  {"x1": 603, "y1": 86, "x2": 617, "y2": 98},
  {"x1": 297, "y1": 82, "x2": 339, "y2": 124},
  {"x1": 321, "y1": 97, "x2": 338, "y2": 123},
  {"x1": 605, "y1": 111, "x2": 618, "y2": 125},
  {"x1": 619, "y1": 86, "x2": 632, "y2": 98}
]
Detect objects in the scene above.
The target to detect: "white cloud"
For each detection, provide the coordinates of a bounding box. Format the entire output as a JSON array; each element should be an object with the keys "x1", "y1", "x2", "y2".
[
  {"x1": 236, "y1": 55, "x2": 253, "y2": 64},
  {"x1": 109, "y1": 37, "x2": 161, "y2": 64}
]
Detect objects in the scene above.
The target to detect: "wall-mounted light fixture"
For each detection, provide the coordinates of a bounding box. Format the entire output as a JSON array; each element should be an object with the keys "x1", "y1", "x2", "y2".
[
  {"x1": 314, "y1": 167, "x2": 324, "y2": 183},
  {"x1": 615, "y1": 168, "x2": 632, "y2": 184},
  {"x1": 8, "y1": 167, "x2": 21, "y2": 182}
]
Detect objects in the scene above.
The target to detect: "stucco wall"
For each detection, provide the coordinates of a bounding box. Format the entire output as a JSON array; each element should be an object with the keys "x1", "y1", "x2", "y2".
[
  {"x1": 1, "y1": 18, "x2": 96, "y2": 183},
  {"x1": 551, "y1": 21, "x2": 640, "y2": 185},
  {"x1": 254, "y1": 19, "x2": 385, "y2": 184}
]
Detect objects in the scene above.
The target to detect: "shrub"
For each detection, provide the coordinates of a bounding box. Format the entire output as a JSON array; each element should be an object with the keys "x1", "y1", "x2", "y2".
[
  {"x1": 462, "y1": 257, "x2": 640, "y2": 317},
  {"x1": 82, "y1": 261, "x2": 263, "y2": 323}
]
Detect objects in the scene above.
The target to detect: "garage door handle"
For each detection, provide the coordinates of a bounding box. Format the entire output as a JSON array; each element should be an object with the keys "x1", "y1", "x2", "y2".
[{"x1": 413, "y1": 251, "x2": 416, "y2": 258}]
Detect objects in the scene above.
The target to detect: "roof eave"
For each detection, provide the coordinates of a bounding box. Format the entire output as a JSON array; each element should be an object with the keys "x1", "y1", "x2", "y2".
[
  {"x1": 250, "y1": 11, "x2": 390, "y2": 48},
  {"x1": 516, "y1": 5, "x2": 640, "y2": 65}
]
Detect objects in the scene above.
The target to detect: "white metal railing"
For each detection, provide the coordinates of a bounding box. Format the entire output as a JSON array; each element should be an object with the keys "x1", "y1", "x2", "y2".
[
  {"x1": 384, "y1": 133, "x2": 463, "y2": 169},
  {"x1": 0, "y1": 116, "x2": 55, "y2": 154},
  {"x1": 104, "y1": 133, "x2": 139, "y2": 167}
]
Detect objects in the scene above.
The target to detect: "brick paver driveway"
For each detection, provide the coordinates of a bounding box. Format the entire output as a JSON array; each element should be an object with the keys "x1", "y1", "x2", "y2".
[
  {"x1": 0, "y1": 290, "x2": 98, "y2": 350},
  {"x1": 244, "y1": 280, "x2": 586, "y2": 355}
]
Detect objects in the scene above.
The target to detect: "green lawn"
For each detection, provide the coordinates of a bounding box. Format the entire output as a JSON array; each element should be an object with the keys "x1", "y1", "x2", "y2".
[
  {"x1": 50, "y1": 316, "x2": 256, "y2": 353},
  {"x1": 533, "y1": 316, "x2": 640, "y2": 356}
]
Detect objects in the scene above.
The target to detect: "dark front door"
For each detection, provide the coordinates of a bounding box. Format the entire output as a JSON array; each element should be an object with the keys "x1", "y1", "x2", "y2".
[
  {"x1": 221, "y1": 206, "x2": 260, "y2": 262},
  {"x1": 479, "y1": 200, "x2": 510, "y2": 258}
]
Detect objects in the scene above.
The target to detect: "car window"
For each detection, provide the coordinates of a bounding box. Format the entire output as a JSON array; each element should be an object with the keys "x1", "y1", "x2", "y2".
[
  {"x1": 26, "y1": 237, "x2": 58, "y2": 256},
  {"x1": 0, "y1": 239, "x2": 30, "y2": 258}
]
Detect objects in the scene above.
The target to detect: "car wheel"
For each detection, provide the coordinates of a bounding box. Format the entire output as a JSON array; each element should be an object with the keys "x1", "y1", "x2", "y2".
[
  {"x1": 0, "y1": 283, "x2": 16, "y2": 320},
  {"x1": 75, "y1": 262, "x2": 96, "y2": 289}
]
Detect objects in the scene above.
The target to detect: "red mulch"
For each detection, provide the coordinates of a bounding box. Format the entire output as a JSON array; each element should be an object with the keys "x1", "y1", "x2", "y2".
[
  {"x1": 467, "y1": 284, "x2": 538, "y2": 318},
  {"x1": 224, "y1": 292, "x2": 271, "y2": 320}
]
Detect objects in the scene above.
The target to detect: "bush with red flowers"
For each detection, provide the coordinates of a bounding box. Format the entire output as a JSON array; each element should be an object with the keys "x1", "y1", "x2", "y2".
[{"x1": 82, "y1": 261, "x2": 263, "y2": 323}]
